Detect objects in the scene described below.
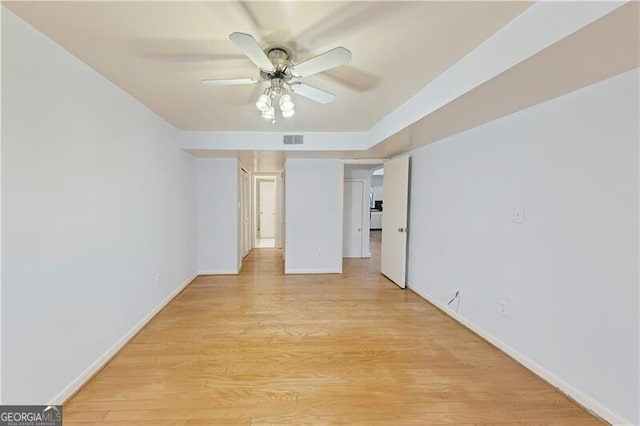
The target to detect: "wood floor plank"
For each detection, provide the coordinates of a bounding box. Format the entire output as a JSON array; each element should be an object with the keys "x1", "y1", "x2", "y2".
[{"x1": 64, "y1": 232, "x2": 603, "y2": 424}]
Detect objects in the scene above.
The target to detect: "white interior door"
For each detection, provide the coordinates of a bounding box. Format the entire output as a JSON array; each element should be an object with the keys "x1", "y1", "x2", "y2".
[
  {"x1": 381, "y1": 156, "x2": 410, "y2": 288},
  {"x1": 282, "y1": 171, "x2": 286, "y2": 259},
  {"x1": 258, "y1": 180, "x2": 275, "y2": 238},
  {"x1": 343, "y1": 180, "x2": 363, "y2": 258},
  {"x1": 241, "y1": 170, "x2": 251, "y2": 257}
]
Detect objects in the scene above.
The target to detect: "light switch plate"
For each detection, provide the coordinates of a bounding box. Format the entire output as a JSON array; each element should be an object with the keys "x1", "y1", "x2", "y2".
[{"x1": 512, "y1": 206, "x2": 525, "y2": 224}]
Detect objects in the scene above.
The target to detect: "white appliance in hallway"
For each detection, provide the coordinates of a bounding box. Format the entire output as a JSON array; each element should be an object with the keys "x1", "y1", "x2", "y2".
[
  {"x1": 343, "y1": 180, "x2": 364, "y2": 258},
  {"x1": 258, "y1": 179, "x2": 276, "y2": 238},
  {"x1": 370, "y1": 210, "x2": 383, "y2": 230},
  {"x1": 381, "y1": 156, "x2": 410, "y2": 288}
]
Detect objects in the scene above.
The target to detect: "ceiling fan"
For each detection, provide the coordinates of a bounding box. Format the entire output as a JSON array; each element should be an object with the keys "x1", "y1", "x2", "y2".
[{"x1": 201, "y1": 32, "x2": 351, "y2": 122}]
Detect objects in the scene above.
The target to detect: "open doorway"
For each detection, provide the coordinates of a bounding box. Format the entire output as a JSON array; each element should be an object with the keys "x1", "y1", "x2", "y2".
[
  {"x1": 253, "y1": 174, "x2": 283, "y2": 249},
  {"x1": 342, "y1": 163, "x2": 383, "y2": 262},
  {"x1": 369, "y1": 165, "x2": 384, "y2": 263},
  {"x1": 256, "y1": 178, "x2": 276, "y2": 248},
  {"x1": 342, "y1": 158, "x2": 410, "y2": 288}
]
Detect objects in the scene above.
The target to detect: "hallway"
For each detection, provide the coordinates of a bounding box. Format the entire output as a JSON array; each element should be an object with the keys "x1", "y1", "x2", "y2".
[{"x1": 64, "y1": 244, "x2": 602, "y2": 425}]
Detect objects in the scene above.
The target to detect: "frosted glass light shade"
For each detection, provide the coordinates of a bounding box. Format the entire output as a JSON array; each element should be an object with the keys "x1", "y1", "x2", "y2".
[
  {"x1": 256, "y1": 94, "x2": 271, "y2": 112},
  {"x1": 262, "y1": 106, "x2": 275, "y2": 119},
  {"x1": 282, "y1": 108, "x2": 295, "y2": 118},
  {"x1": 279, "y1": 94, "x2": 295, "y2": 112}
]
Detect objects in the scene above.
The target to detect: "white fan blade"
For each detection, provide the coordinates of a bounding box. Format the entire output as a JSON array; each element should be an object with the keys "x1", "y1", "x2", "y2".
[
  {"x1": 290, "y1": 83, "x2": 335, "y2": 104},
  {"x1": 291, "y1": 47, "x2": 351, "y2": 78},
  {"x1": 201, "y1": 78, "x2": 259, "y2": 86},
  {"x1": 229, "y1": 32, "x2": 275, "y2": 72}
]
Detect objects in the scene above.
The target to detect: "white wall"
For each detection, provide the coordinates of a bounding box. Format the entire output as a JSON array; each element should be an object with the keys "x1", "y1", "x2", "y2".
[
  {"x1": 285, "y1": 159, "x2": 343, "y2": 274},
  {"x1": 407, "y1": 69, "x2": 639, "y2": 425},
  {"x1": 196, "y1": 158, "x2": 239, "y2": 274},
  {"x1": 1, "y1": 7, "x2": 197, "y2": 404}
]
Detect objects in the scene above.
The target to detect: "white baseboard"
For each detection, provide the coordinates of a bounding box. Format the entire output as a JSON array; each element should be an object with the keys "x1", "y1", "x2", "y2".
[
  {"x1": 408, "y1": 285, "x2": 632, "y2": 426},
  {"x1": 342, "y1": 254, "x2": 372, "y2": 259},
  {"x1": 50, "y1": 272, "x2": 198, "y2": 405},
  {"x1": 198, "y1": 269, "x2": 239, "y2": 275},
  {"x1": 284, "y1": 268, "x2": 341, "y2": 274}
]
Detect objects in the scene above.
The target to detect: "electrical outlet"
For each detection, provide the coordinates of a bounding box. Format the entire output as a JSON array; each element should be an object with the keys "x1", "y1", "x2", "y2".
[
  {"x1": 499, "y1": 299, "x2": 509, "y2": 318},
  {"x1": 155, "y1": 275, "x2": 161, "y2": 288}
]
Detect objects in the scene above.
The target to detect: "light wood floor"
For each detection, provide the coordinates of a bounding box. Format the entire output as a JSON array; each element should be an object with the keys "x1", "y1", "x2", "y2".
[{"x1": 65, "y1": 231, "x2": 603, "y2": 425}]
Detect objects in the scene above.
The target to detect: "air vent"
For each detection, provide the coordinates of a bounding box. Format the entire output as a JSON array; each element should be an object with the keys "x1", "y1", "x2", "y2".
[{"x1": 283, "y1": 134, "x2": 304, "y2": 145}]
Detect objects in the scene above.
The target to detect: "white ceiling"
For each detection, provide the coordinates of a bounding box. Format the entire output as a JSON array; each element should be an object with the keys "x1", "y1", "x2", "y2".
[
  {"x1": 182, "y1": 1, "x2": 638, "y2": 168},
  {"x1": 5, "y1": 1, "x2": 637, "y2": 172},
  {"x1": 4, "y1": 1, "x2": 531, "y2": 132},
  {"x1": 360, "y1": 1, "x2": 640, "y2": 159}
]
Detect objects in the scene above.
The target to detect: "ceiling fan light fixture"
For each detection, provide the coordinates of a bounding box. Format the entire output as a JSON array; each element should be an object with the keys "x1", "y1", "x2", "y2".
[
  {"x1": 256, "y1": 94, "x2": 271, "y2": 112},
  {"x1": 279, "y1": 94, "x2": 295, "y2": 112},
  {"x1": 204, "y1": 31, "x2": 350, "y2": 122},
  {"x1": 262, "y1": 106, "x2": 275, "y2": 120},
  {"x1": 282, "y1": 108, "x2": 295, "y2": 118}
]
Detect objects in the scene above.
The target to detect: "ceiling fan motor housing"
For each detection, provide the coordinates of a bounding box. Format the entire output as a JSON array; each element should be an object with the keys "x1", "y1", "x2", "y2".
[{"x1": 261, "y1": 46, "x2": 294, "y2": 81}]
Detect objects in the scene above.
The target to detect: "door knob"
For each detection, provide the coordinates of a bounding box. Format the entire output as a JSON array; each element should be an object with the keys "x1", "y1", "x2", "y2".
[{"x1": 397, "y1": 227, "x2": 405, "y2": 232}]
